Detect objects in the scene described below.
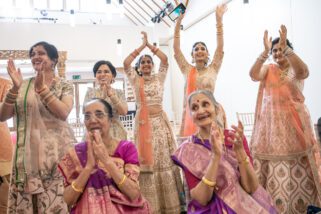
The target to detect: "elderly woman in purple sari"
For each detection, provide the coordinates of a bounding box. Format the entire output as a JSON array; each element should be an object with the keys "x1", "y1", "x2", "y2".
[
  {"x1": 58, "y1": 98, "x2": 151, "y2": 213},
  {"x1": 172, "y1": 90, "x2": 277, "y2": 214}
]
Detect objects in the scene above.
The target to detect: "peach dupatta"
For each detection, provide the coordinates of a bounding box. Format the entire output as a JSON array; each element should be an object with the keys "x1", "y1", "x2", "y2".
[
  {"x1": 137, "y1": 77, "x2": 153, "y2": 170},
  {"x1": 182, "y1": 67, "x2": 197, "y2": 137}
]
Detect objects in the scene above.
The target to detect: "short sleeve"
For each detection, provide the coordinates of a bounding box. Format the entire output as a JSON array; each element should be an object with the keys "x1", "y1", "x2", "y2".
[{"x1": 61, "y1": 80, "x2": 74, "y2": 98}]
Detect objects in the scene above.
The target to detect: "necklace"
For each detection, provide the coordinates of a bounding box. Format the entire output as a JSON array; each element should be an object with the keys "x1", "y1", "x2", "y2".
[
  {"x1": 197, "y1": 132, "x2": 208, "y2": 144},
  {"x1": 279, "y1": 66, "x2": 289, "y2": 81}
]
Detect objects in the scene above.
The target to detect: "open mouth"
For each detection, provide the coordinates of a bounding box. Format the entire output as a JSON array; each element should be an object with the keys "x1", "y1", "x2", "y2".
[{"x1": 197, "y1": 114, "x2": 210, "y2": 121}]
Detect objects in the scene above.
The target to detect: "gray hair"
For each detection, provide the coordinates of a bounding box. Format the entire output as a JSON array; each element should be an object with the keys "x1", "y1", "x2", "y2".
[{"x1": 187, "y1": 90, "x2": 224, "y2": 129}]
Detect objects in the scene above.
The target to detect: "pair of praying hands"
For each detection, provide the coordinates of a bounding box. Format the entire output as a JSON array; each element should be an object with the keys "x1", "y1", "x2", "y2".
[
  {"x1": 85, "y1": 130, "x2": 112, "y2": 170},
  {"x1": 263, "y1": 24, "x2": 288, "y2": 54},
  {"x1": 209, "y1": 121, "x2": 245, "y2": 157},
  {"x1": 7, "y1": 59, "x2": 49, "y2": 93}
]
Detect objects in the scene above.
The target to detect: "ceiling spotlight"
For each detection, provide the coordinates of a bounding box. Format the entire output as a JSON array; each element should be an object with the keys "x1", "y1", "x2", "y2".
[
  {"x1": 160, "y1": 10, "x2": 166, "y2": 18},
  {"x1": 119, "y1": 0, "x2": 123, "y2": 4},
  {"x1": 106, "y1": 0, "x2": 111, "y2": 4}
]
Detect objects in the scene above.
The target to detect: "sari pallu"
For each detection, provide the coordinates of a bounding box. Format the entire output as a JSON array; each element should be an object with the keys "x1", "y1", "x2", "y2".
[
  {"x1": 172, "y1": 135, "x2": 277, "y2": 214},
  {"x1": 58, "y1": 141, "x2": 151, "y2": 214}
]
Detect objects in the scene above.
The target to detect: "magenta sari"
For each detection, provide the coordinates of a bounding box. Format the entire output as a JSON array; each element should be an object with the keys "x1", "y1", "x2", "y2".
[
  {"x1": 172, "y1": 135, "x2": 277, "y2": 214},
  {"x1": 58, "y1": 140, "x2": 151, "y2": 214}
]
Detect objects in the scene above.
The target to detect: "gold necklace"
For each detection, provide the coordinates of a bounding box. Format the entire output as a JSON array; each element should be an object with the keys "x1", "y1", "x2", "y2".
[
  {"x1": 280, "y1": 66, "x2": 289, "y2": 81},
  {"x1": 197, "y1": 132, "x2": 208, "y2": 144}
]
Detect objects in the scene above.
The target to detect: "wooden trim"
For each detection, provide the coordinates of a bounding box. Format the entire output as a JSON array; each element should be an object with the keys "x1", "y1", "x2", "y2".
[{"x1": 126, "y1": 0, "x2": 149, "y2": 23}]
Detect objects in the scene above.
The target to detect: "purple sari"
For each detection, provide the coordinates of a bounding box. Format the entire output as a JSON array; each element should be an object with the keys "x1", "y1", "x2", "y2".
[
  {"x1": 58, "y1": 140, "x2": 151, "y2": 214},
  {"x1": 172, "y1": 135, "x2": 277, "y2": 214}
]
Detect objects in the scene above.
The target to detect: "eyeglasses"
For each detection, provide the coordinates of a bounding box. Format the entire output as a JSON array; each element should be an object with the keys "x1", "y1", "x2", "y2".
[{"x1": 84, "y1": 111, "x2": 108, "y2": 121}]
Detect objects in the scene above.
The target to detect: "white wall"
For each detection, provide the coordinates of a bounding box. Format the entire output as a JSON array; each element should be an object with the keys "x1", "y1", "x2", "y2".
[{"x1": 168, "y1": 0, "x2": 321, "y2": 125}]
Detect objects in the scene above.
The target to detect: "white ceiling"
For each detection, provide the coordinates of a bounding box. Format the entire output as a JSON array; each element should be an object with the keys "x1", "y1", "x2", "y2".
[{"x1": 0, "y1": 0, "x2": 177, "y2": 27}]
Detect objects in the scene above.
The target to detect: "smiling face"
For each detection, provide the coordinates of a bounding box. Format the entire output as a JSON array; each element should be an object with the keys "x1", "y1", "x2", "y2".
[
  {"x1": 191, "y1": 43, "x2": 209, "y2": 64},
  {"x1": 96, "y1": 64, "x2": 113, "y2": 86},
  {"x1": 84, "y1": 100, "x2": 111, "y2": 138},
  {"x1": 189, "y1": 93, "x2": 216, "y2": 128},
  {"x1": 139, "y1": 55, "x2": 154, "y2": 76},
  {"x1": 271, "y1": 43, "x2": 287, "y2": 65},
  {"x1": 30, "y1": 45, "x2": 55, "y2": 72}
]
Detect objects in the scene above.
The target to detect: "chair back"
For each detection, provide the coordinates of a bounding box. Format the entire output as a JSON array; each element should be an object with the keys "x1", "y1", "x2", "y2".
[
  {"x1": 236, "y1": 112, "x2": 255, "y2": 144},
  {"x1": 120, "y1": 113, "x2": 135, "y2": 140}
]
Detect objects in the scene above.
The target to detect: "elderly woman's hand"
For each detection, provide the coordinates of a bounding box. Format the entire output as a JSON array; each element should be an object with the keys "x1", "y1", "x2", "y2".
[
  {"x1": 91, "y1": 130, "x2": 111, "y2": 164},
  {"x1": 226, "y1": 121, "x2": 245, "y2": 152},
  {"x1": 85, "y1": 134, "x2": 96, "y2": 170},
  {"x1": 210, "y1": 122, "x2": 224, "y2": 157}
]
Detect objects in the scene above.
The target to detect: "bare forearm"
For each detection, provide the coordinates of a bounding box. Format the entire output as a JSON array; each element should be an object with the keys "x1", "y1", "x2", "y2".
[
  {"x1": 103, "y1": 160, "x2": 140, "y2": 200},
  {"x1": 284, "y1": 47, "x2": 309, "y2": 79},
  {"x1": 250, "y1": 51, "x2": 269, "y2": 81},
  {"x1": 63, "y1": 167, "x2": 92, "y2": 206},
  {"x1": 235, "y1": 150, "x2": 259, "y2": 193},
  {"x1": 147, "y1": 43, "x2": 168, "y2": 65},
  {"x1": 173, "y1": 20, "x2": 181, "y2": 54},
  {"x1": 215, "y1": 18, "x2": 224, "y2": 53},
  {"x1": 124, "y1": 44, "x2": 145, "y2": 70},
  {"x1": 109, "y1": 93, "x2": 128, "y2": 115},
  {"x1": 190, "y1": 155, "x2": 221, "y2": 206}
]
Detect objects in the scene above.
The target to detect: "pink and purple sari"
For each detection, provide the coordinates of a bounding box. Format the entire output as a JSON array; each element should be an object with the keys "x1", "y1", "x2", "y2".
[
  {"x1": 172, "y1": 135, "x2": 277, "y2": 214},
  {"x1": 58, "y1": 140, "x2": 151, "y2": 214}
]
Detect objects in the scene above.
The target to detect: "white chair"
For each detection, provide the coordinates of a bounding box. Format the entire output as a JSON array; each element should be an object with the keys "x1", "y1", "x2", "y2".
[
  {"x1": 68, "y1": 118, "x2": 85, "y2": 142},
  {"x1": 119, "y1": 113, "x2": 135, "y2": 140},
  {"x1": 236, "y1": 112, "x2": 255, "y2": 144}
]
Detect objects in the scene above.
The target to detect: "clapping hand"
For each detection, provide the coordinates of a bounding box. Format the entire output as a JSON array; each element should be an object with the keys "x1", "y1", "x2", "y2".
[
  {"x1": 34, "y1": 61, "x2": 46, "y2": 92},
  {"x1": 279, "y1": 24, "x2": 287, "y2": 50},
  {"x1": 7, "y1": 59, "x2": 23, "y2": 91},
  {"x1": 263, "y1": 30, "x2": 272, "y2": 54},
  {"x1": 141, "y1": 31, "x2": 148, "y2": 47},
  {"x1": 226, "y1": 121, "x2": 245, "y2": 152},
  {"x1": 210, "y1": 122, "x2": 224, "y2": 157}
]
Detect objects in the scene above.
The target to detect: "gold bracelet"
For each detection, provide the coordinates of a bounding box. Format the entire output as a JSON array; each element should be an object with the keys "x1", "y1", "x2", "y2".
[
  {"x1": 71, "y1": 181, "x2": 83, "y2": 193},
  {"x1": 201, "y1": 176, "x2": 216, "y2": 188},
  {"x1": 238, "y1": 156, "x2": 250, "y2": 165},
  {"x1": 117, "y1": 174, "x2": 127, "y2": 187}
]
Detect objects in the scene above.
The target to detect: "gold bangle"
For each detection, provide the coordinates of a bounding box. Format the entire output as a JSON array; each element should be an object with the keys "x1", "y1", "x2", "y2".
[
  {"x1": 71, "y1": 181, "x2": 83, "y2": 193},
  {"x1": 238, "y1": 156, "x2": 250, "y2": 165},
  {"x1": 117, "y1": 174, "x2": 127, "y2": 187},
  {"x1": 201, "y1": 176, "x2": 216, "y2": 188}
]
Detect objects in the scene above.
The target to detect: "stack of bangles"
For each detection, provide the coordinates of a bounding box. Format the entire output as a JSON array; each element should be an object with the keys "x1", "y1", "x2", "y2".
[
  {"x1": 238, "y1": 156, "x2": 250, "y2": 165},
  {"x1": 216, "y1": 24, "x2": 223, "y2": 36},
  {"x1": 257, "y1": 53, "x2": 269, "y2": 63},
  {"x1": 109, "y1": 94, "x2": 121, "y2": 106},
  {"x1": 4, "y1": 89, "x2": 18, "y2": 105},
  {"x1": 37, "y1": 86, "x2": 57, "y2": 106},
  {"x1": 117, "y1": 174, "x2": 127, "y2": 187},
  {"x1": 130, "y1": 49, "x2": 140, "y2": 58},
  {"x1": 151, "y1": 46, "x2": 159, "y2": 55},
  {"x1": 71, "y1": 181, "x2": 83, "y2": 193},
  {"x1": 202, "y1": 176, "x2": 218, "y2": 190}
]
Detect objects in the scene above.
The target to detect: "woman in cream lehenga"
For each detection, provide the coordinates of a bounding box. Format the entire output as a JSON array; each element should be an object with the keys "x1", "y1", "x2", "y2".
[
  {"x1": 123, "y1": 32, "x2": 184, "y2": 213},
  {"x1": 0, "y1": 41, "x2": 76, "y2": 213},
  {"x1": 173, "y1": 4, "x2": 227, "y2": 137},
  {"x1": 84, "y1": 60, "x2": 128, "y2": 140}
]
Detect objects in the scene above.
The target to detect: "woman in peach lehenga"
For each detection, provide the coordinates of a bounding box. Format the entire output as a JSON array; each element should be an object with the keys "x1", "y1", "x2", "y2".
[{"x1": 250, "y1": 25, "x2": 321, "y2": 213}]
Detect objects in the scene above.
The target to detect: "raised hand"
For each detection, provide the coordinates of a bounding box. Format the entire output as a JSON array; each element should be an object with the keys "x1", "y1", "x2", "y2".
[
  {"x1": 91, "y1": 130, "x2": 110, "y2": 164},
  {"x1": 34, "y1": 61, "x2": 46, "y2": 92},
  {"x1": 141, "y1": 31, "x2": 148, "y2": 47},
  {"x1": 85, "y1": 133, "x2": 96, "y2": 170},
  {"x1": 216, "y1": 4, "x2": 227, "y2": 20},
  {"x1": 263, "y1": 30, "x2": 272, "y2": 54},
  {"x1": 279, "y1": 25, "x2": 287, "y2": 50},
  {"x1": 7, "y1": 59, "x2": 23, "y2": 91},
  {"x1": 176, "y1": 13, "x2": 185, "y2": 24},
  {"x1": 210, "y1": 122, "x2": 224, "y2": 157},
  {"x1": 227, "y1": 121, "x2": 245, "y2": 152}
]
